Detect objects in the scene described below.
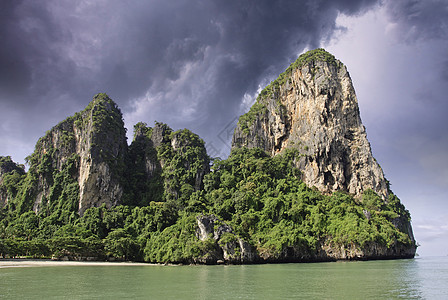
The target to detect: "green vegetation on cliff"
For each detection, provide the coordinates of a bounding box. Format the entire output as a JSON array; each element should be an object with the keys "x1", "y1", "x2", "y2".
[
  {"x1": 123, "y1": 122, "x2": 209, "y2": 207},
  {"x1": 202, "y1": 148, "x2": 411, "y2": 257}
]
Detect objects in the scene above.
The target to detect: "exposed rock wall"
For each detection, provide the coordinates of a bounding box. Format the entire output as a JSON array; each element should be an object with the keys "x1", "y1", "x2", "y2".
[
  {"x1": 75, "y1": 95, "x2": 127, "y2": 214},
  {"x1": 232, "y1": 49, "x2": 388, "y2": 199}
]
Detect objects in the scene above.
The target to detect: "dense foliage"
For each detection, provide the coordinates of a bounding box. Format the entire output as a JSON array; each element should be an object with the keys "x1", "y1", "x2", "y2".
[
  {"x1": 203, "y1": 148, "x2": 411, "y2": 257},
  {"x1": 123, "y1": 122, "x2": 209, "y2": 207},
  {"x1": 0, "y1": 143, "x2": 413, "y2": 262}
]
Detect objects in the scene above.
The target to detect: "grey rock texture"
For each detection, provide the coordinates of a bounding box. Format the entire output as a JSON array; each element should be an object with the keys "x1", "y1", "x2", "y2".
[
  {"x1": 232, "y1": 50, "x2": 388, "y2": 199},
  {"x1": 130, "y1": 123, "x2": 162, "y2": 180}
]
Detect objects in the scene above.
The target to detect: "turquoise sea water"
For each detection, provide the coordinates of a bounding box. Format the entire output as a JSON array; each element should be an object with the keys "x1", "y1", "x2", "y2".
[{"x1": 1, "y1": 257, "x2": 447, "y2": 299}]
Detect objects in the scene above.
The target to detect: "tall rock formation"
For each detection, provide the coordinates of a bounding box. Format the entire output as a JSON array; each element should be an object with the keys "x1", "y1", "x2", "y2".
[
  {"x1": 232, "y1": 49, "x2": 388, "y2": 199},
  {"x1": 26, "y1": 93, "x2": 127, "y2": 215}
]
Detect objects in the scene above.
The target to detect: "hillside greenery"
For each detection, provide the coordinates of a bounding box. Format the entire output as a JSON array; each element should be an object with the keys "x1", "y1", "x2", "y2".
[{"x1": 0, "y1": 141, "x2": 413, "y2": 262}]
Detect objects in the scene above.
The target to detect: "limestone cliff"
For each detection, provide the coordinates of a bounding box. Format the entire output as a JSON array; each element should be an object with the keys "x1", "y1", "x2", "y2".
[
  {"x1": 26, "y1": 93, "x2": 127, "y2": 214},
  {"x1": 232, "y1": 49, "x2": 388, "y2": 199}
]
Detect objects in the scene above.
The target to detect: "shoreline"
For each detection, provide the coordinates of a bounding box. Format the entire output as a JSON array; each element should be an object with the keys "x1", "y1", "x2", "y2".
[{"x1": 0, "y1": 258, "x2": 159, "y2": 268}]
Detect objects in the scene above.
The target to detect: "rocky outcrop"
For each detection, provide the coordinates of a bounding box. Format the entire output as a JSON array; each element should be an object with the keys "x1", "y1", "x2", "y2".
[
  {"x1": 75, "y1": 95, "x2": 127, "y2": 214},
  {"x1": 232, "y1": 49, "x2": 388, "y2": 199},
  {"x1": 28, "y1": 93, "x2": 128, "y2": 214},
  {"x1": 318, "y1": 239, "x2": 416, "y2": 260},
  {"x1": 0, "y1": 157, "x2": 25, "y2": 176},
  {"x1": 0, "y1": 156, "x2": 25, "y2": 207},
  {"x1": 196, "y1": 215, "x2": 257, "y2": 264}
]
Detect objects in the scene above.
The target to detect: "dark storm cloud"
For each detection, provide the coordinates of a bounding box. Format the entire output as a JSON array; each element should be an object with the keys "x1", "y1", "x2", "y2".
[
  {"x1": 106, "y1": 0, "x2": 382, "y2": 153},
  {"x1": 1, "y1": 0, "x2": 382, "y2": 162},
  {"x1": 0, "y1": 1, "x2": 81, "y2": 101},
  {"x1": 0, "y1": 1, "x2": 29, "y2": 98},
  {"x1": 0, "y1": 1, "x2": 45, "y2": 100}
]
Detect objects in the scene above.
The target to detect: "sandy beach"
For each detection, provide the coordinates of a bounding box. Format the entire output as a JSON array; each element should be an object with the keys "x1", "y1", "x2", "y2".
[{"x1": 0, "y1": 259, "x2": 156, "y2": 268}]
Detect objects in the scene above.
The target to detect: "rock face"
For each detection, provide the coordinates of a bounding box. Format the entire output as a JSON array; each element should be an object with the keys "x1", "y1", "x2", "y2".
[
  {"x1": 27, "y1": 93, "x2": 128, "y2": 214},
  {"x1": 232, "y1": 49, "x2": 388, "y2": 199},
  {"x1": 227, "y1": 49, "x2": 416, "y2": 262}
]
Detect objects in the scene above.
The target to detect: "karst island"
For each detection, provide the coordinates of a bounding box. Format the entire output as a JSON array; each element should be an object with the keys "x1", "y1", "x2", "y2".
[{"x1": 0, "y1": 49, "x2": 416, "y2": 263}]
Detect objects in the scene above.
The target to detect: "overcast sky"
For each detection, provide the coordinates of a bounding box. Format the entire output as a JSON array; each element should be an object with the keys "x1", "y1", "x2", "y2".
[{"x1": 1, "y1": 0, "x2": 447, "y2": 256}]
